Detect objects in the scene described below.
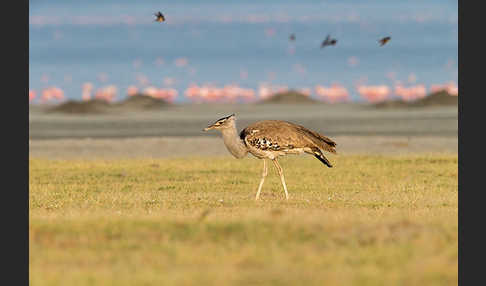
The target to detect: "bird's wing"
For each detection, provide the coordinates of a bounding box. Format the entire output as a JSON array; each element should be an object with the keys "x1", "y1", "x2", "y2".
[
  {"x1": 241, "y1": 121, "x2": 298, "y2": 151},
  {"x1": 241, "y1": 120, "x2": 336, "y2": 153},
  {"x1": 321, "y1": 35, "x2": 331, "y2": 47},
  {"x1": 379, "y1": 37, "x2": 390, "y2": 45}
]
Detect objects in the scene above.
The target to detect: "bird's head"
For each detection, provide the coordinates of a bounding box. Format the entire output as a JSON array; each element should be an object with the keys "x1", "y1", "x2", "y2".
[{"x1": 203, "y1": 114, "x2": 236, "y2": 131}]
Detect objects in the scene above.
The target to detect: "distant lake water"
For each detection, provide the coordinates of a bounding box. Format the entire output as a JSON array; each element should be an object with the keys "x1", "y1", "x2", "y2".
[{"x1": 29, "y1": 0, "x2": 458, "y2": 102}]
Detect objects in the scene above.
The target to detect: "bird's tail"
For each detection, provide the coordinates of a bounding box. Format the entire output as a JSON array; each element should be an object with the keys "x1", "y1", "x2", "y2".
[{"x1": 311, "y1": 148, "x2": 333, "y2": 168}]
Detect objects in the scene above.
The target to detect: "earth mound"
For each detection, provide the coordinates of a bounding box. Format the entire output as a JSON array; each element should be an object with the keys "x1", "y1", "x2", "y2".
[
  {"x1": 114, "y1": 94, "x2": 171, "y2": 110},
  {"x1": 46, "y1": 95, "x2": 171, "y2": 114},
  {"x1": 410, "y1": 90, "x2": 458, "y2": 107},
  {"x1": 259, "y1": 90, "x2": 320, "y2": 104},
  {"x1": 47, "y1": 99, "x2": 111, "y2": 114},
  {"x1": 374, "y1": 90, "x2": 458, "y2": 108}
]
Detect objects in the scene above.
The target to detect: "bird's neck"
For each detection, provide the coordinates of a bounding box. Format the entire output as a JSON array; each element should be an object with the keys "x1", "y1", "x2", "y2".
[{"x1": 220, "y1": 123, "x2": 248, "y2": 159}]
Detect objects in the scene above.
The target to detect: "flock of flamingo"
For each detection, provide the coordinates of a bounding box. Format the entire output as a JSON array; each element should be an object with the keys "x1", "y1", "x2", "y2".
[{"x1": 29, "y1": 81, "x2": 458, "y2": 105}]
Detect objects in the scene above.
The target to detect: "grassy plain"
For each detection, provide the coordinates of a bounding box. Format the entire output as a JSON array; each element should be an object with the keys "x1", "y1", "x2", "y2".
[{"x1": 29, "y1": 154, "x2": 458, "y2": 286}]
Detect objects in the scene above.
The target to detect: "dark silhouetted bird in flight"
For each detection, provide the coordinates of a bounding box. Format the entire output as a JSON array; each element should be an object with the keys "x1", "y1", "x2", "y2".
[
  {"x1": 379, "y1": 36, "x2": 391, "y2": 46},
  {"x1": 154, "y1": 12, "x2": 165, "y2": 23},
  {"x1": 289, "y1": 33, "x2": 296, "y2": 41},
  {"x1": 321, "y1": 35, "x2": 337, "y2": 48}
]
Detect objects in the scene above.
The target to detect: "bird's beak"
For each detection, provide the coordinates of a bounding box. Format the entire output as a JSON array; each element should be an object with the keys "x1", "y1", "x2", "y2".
[{"x1": 203, "y1": 126, "x2": 212, "y2": 131}]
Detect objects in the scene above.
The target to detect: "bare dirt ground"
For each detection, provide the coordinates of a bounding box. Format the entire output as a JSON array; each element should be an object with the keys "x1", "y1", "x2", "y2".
[
  {"x1": 29, "y1": 103, "x2": 457, "y2": 158},
  {"x1": 29, "y1": 135, "x2": 457, "y2": 159}
]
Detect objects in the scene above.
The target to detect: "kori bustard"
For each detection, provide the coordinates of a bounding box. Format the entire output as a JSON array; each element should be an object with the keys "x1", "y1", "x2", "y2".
[{"x1": 203, "y1": 114, "x2": 337, "y2": 200}]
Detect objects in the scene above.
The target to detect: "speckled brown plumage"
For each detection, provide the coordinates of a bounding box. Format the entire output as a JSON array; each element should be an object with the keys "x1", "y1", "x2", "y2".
[{"x1": 239, "y1": 120, "x2": 336, "y2": 166}]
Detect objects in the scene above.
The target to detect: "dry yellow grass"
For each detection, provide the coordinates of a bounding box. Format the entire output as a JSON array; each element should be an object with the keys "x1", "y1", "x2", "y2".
[{"x1": 29, "y1": 154, "x2": 457, "y2": 286}]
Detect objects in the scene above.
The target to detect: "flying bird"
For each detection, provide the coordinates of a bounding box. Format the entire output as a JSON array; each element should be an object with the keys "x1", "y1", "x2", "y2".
[
  {"x1": 154, "y1": 12, "x2": 165, "y2": 23},
  {"x1": 203, "y1": 114, "x2": 337, "y2": 200},
  {"x1": 321, "y1": 35, "x2": 337, "y2": 48},
  {"x1": 289, "y1": 33, "x2": 296, "y2": 41},
  {"x1": 379, "y1": 36, "x2": 391, "y2": 46}
]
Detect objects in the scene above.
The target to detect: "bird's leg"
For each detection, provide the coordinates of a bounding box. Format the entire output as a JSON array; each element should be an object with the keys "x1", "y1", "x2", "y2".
[
  {"x1": 255, "y1": 159, "x2": 268, "y2": 200},
  {"x1": 272, "y1": 159, "x2": 289, "y2": 200}
]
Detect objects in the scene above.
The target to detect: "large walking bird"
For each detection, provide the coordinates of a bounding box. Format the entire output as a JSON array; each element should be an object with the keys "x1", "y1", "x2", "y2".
[{"x1": 203, "y1": 114, "x2": 337, "y2": 200}]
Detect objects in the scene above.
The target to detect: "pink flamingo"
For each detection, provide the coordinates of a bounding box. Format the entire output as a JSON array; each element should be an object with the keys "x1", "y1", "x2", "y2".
[
  {"x1": 430, "y1": 82, "x2": 458, "y2": 96},
  {"x1": 394, "y1": 84, "x2": 427, "y2": 101},
  {"x1": 174, "y1": 57, "x2": 188, "y2": 67},
  {"x1": 82, "y1": 82, "x2": 93, "y2": 101},
  {"x1": 315, "y1": 84, "x2": 350, "y2": 103},
  {"x1": 94, "y1": 85, "x2": 117, "y2": 102},
  {"x1": 141, "y1": 86, "x2": 178, "y2": 103},
  {"x1": 41, "y1": 86, "x2": 65, "y2": 103},
  {"x1": 29, "y1": 90, "x2": 36, "y2": 102},
  {"x1": 356, "y1": 85, "x2": 390, "y2": 103},
  {"x1": 126, "y1": 85, "x2": 139, "y2": 97},
  {"x1": 184, "y1": 83, "x2": 256, "y2": 103}
]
